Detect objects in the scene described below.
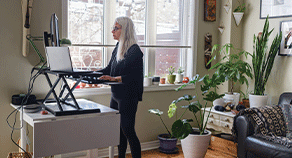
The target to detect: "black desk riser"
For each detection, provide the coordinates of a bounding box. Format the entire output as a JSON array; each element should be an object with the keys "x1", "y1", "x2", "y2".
[{"x1": 34, "y1": 68, "x2": 118, "y2": 116}]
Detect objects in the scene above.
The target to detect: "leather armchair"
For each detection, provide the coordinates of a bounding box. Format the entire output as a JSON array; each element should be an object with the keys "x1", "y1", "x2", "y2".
[{"x1": 235, "y1": 92, "x2": 292, "y2": 158}]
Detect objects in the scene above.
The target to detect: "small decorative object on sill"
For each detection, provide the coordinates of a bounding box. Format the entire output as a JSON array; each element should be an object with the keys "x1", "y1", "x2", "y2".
[
  {"x1": 176, "y1": 67, "x2": 184, "y2": 83},
  {"x1": 144, "y1": 73, "x2": 152, "y2": 87},
  {"x1": 60, "y1": 38, "x2": 72, "y2": 47},
  {"x1": 152, "y1": 76, "x2": 160, "y2": 85},
  {"x1": 144, "y1": 77, "x2": 152, "y2": 87},
  {"x1": 160, "y1": 77, "x2": 166, "y2": 84},
  {"x1": 204, "y1": 33, "x2": 212, "y2": 69},
  {"x1": 182, "y1": 77, "x2": 189, "y2": 83},
  {"x1": 167, "y1": 66, "x2": 176, "y2": 84}
]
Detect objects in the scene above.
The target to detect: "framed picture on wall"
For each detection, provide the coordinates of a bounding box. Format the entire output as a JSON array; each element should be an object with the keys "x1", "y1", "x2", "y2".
[
  {"x1": 279, "y1": 20, "x2": 292, "y2": 56},
  {"x1": 260, "y1": 0, "x2": 292, "y2": 19},
  {"x1": 204, "y1": 0, "x2": 216, "y2": 21}
]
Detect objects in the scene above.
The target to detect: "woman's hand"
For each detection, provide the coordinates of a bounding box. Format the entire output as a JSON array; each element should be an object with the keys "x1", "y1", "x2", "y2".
[{"x1": 99, "y1": 75, "x2": 122, "y2": 82}]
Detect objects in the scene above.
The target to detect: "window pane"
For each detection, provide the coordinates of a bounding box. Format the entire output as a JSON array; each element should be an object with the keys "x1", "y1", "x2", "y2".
[
  {"x1": 156, "y1": 0, "x2": 181, "y2": 46},
  {"x1": 116, "y1": 0, "x2": 146, "y2": 45},
  {"x1": 69, "y1": 46, "x2": 103, "y2": 71},
  {"x1": 68, "y1": 0, "x2": 103, "y2": 44},
  {"x1": 155, "y1": 48, "x2": 188, "y2": 76}
]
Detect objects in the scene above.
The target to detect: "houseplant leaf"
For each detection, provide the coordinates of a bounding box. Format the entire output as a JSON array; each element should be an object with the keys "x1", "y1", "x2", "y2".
[{"x1": 171, "y1": 119, "x2": 193, "y2": 139}]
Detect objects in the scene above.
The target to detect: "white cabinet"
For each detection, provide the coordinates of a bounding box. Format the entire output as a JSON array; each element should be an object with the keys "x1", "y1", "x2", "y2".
[{"x1": 202, "y1": 107, "x2": 236, "y2": 134}]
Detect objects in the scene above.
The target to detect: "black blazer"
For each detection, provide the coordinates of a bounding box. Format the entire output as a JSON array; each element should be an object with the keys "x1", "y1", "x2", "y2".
[{"x1": 98, "y1": 43, "x2": 144, "y2": 101}]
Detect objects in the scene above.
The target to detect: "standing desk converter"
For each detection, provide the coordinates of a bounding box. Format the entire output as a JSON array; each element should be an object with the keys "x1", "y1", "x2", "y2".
[{"x1": 11, "y1": 99, "x2": 120, "y2": 158}]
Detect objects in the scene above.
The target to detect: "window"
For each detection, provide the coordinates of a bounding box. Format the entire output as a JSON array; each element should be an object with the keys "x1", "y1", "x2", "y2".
[{"x1": 62, "y1": 0, "x2": 196, "y2": 85}]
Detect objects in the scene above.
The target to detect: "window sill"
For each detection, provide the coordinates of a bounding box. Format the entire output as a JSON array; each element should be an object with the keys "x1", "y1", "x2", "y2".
[{"x1": 72, "y1": 83, "x2": 194, "y2": 97}]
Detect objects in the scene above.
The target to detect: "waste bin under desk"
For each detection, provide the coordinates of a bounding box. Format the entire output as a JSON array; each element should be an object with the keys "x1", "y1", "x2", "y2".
[{"x1": 11, "y1": 99, "x2": 120, "y2": 158}]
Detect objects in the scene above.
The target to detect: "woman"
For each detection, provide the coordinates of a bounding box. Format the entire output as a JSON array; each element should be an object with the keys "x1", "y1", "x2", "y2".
[{"x1": 97, "y1": 16, "x2": 143, "y2": 158}]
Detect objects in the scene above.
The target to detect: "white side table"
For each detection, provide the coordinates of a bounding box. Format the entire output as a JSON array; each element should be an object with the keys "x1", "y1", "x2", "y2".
[
  {"x1": 202, "y1": 107, "x2": 236, "y2": 134},
  {"x1": 11, "y1": 99, "x2": 120, "y2": 158}
]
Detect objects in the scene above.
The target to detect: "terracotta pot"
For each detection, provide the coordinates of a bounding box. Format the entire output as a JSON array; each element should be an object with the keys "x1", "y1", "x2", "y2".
[
  {"x1": 242, "y1": 99, "x2": 250, "y2": 108},
  {"x1": 160, "y1": 78, "x2": 166, "y2": 84}
]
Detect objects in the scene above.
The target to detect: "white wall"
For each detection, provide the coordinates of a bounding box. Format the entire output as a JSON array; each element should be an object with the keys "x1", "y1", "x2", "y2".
[{"x1": 0, "y1": 0, "x2": 221, "y2": 157}]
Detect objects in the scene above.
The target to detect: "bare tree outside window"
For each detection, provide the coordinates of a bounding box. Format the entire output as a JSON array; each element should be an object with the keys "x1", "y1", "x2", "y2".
[
  {"x1": 67, "y1": 0, "x2": 189, "y2": 76},
  {"x1": 68, "y1": 0, "x2": 103, "y2": 71}
]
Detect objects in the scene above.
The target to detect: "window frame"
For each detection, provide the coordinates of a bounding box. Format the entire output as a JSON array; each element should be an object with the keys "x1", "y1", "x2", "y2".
[{"x1": 62, "y1": 0, "x2": 198, "y2": 93}]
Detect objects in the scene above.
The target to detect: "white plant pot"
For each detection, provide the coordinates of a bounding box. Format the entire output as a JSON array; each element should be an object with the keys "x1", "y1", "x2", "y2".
[
  {"x1": 213, "y1": 98, "x2": 225, "y2": 106},
  {"x1": 218, "y1": 27, "x2": 224, "y2": 34},
  {"x1": 223, "y1": 92, "x2": 240, "y2": 106},
  {"x1": 176, "y1": 74, "x2": 183, "y2": 83},
  {"x1": 181, "y1": 128, "x2": 212, "y2": 158},
  {"x1": 144, "y1": 77, "x2": 152, "y2": 86},
  {"x1": 249, "y1": 94, "x2": 268, "y2": 108},
  {"x1": 233, "y1": 12, "x2": 244, "y2": 26},
  {"x1": 223, "y1": 5, "x2": 230, "y2": 13}
]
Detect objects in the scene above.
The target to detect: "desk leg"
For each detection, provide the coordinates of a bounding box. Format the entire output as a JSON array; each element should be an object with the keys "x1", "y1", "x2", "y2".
[
  {"x1": 20, "y1": 111, "x2": 27, "y2": 151},
  {"x1": 109, "y1": 146, "x2": 114, "y2": 158}
]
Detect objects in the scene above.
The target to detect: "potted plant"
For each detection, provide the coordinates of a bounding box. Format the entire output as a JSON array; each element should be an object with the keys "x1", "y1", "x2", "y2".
[
  {"x1": 240, "y1": 88, "x2": 251, "y2": 108},
  {"x1": 167, "y1": 66, "x2": 176, "y2": 84},
  {"x1": 168, "y1": 73, "x2": 225, "y2": 158},
  {"x1": 144, "y1": 73, "x2": 152, "y2": 87},
  {"x1": 249, "y1": 16, "x2": 282, "y2": 107},
  {"x1": 209, "y1": 43, "x2": 253, "y2": 106},
  {"x1": 60, "y1": 38, "x2": 72, "y2": 47},
  {"x1": 176, "y1": 67, "x2": 184, "y2": 83},
  {"x1": 148, "y1": 109, "x2": 178, "y2": 153},
  {"x1": 233, "y1": 1, "x2": 246, "y2": 26}
]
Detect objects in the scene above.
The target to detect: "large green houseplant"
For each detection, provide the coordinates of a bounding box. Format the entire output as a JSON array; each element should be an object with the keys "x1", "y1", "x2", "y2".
[
  {"x1": 148, "y1": 108, "x2": 178, "y2": 153},
  {"x1": 170, "y1": 73, "x2": 225, "y2": 157},
  {"x1": 209, "y1": 43, "x2": 253, "y2": 94},
  {"x1": 249, "y1": 16, "x2": 282, "y2": 107},
  {"x1": 208, "y1": 43, "x2": 253, "y2": 106},
  {"x1": 169, "y1": 73, "x2": 225, "y2": 137}
]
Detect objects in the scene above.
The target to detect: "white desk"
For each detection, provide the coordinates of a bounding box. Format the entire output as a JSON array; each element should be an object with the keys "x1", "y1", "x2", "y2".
[{"x1": 11, "y1": 99, "x2": 120, "y2": 158}]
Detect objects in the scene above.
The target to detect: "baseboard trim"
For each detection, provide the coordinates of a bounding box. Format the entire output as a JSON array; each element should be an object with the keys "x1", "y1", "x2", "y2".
[
  {"x1": 97, "y1": 140, "x2": 181, "y2": 158},
  {"x1": 58, "y1": 140, "x2": 181, "y2": 158}
]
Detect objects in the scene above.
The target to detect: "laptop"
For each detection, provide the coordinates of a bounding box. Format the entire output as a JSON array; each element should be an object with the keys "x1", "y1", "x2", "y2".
[{"x1": 45, "y1": 47, "x2": 93, "y2": 73}]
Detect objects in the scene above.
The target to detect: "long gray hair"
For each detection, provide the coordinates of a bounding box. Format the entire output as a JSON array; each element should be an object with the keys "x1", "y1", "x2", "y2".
[{"x1": 115, "y1": 16, "x2": 137, "y2": 61}]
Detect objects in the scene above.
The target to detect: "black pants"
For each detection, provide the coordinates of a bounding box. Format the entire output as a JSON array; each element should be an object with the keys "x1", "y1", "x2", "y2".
[{"x1": 110, "y1": 92, "x2": 141, "y2": 158}]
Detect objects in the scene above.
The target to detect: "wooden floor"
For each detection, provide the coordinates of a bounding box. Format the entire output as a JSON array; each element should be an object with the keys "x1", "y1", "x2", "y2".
[
  {"x1": 109, "y1": 135, "x2": 237, "y2": 158},
  {"x1": 111, "y1": 145, "x2": 236, "y2": 158}
]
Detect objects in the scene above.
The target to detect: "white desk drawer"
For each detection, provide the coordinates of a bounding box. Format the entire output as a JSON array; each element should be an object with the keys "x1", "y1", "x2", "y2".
[
  {"x1": 209, "y1": 113, "x2": 220, "y2": 119},
  {"x1": 220, "y1": 116, "x2": 233, "y2": 123},
  {"x1": 220, "y1": 121, "x2": 233, "y2": 130},
  {"x1": 206, "y1": 117, "x2": 220, "y2": 126}
]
